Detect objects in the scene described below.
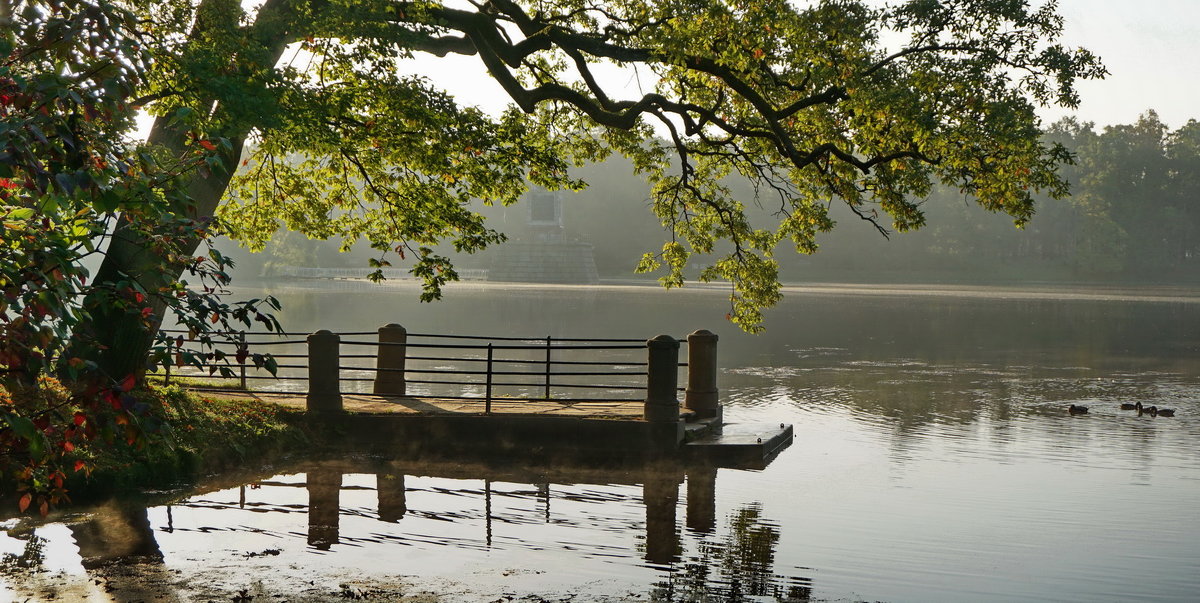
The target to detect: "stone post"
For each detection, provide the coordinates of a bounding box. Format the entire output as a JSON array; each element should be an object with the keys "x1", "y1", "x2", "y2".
[
  {"x1": 684, "y1": 329, "x2": 721, "y2": 420},
  {"x1": 307, "y1": 330, "x2": 342, "y2": 413},
  {"x1": 372, "y1": 323, "x2": 407, "y2": 397},
  {"x1": 644, "y1": 334, "x2": 680, "y2": 423}
]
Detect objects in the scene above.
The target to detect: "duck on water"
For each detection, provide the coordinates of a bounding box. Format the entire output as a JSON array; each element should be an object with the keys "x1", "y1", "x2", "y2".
[{"x1": 1123, "y1": 401, "x2": 1177, "y2": 417}]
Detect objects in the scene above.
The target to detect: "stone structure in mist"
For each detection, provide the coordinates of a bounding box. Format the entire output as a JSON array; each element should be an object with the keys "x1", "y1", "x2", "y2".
[{"x1": 487, "y1": 188, "x2": 600, "y2": 284}]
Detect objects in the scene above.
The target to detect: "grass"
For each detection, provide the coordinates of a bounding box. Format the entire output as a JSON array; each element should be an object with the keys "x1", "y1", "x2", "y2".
[
  {"x1": 2, "y1": 383, "x2": 315, "y2": 505},
  {"x1": 144, "y1": 372, "x2": 250, "y2": 391}
]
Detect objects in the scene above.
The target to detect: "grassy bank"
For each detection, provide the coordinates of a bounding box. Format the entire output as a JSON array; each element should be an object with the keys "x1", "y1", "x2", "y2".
[
  {"x1": 2, "y1": 383, "x2": 316, "y2": 507},
  {"x1": 75, "y1": 385, "x2": 315, "y2": 500}
]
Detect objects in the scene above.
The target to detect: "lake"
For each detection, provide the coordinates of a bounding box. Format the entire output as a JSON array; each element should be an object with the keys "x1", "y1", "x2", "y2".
[{"x1": 3, "y1": 281, "x2": 1199, "y2": 601}]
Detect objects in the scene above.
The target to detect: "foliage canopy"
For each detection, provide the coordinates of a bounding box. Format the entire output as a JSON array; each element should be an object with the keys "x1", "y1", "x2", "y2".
[{"x1": 128, "y1": 0, "x2": 1103, "y2": 330}]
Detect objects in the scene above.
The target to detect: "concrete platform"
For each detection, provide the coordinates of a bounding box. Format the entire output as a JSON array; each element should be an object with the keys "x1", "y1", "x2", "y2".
[
  {"x1": 198, "y1": 389, "x2": 792, "y2": 467},
  {"x1": 683, "y1": 422, "x2": 795, "y2": 469}
]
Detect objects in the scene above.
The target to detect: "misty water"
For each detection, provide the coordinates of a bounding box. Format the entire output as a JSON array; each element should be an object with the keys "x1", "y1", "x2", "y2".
[{"x1": 4, "y1": 281, "x2": 1200, "y2": 601}]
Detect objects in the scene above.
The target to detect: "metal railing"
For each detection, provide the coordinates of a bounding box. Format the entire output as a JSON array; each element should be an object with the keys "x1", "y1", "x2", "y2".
[{"x1": 156, "y1": 325, "x2": 721, "y2": 421}]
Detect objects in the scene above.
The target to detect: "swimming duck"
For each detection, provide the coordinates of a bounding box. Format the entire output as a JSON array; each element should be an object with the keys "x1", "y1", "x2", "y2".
[
  {"x1": 1138, "y1": 405, "x2": 1158, "y2": 416},
  {"x1": 1068, "y1": 404, "x2": 1089, "y2": 414},
  {"x1": 1156, "y1": 408, "x2": 1175, "y2": 417},
  {"x1": 1119, "y1": 402, "x2": 1139, "y2": 410}
]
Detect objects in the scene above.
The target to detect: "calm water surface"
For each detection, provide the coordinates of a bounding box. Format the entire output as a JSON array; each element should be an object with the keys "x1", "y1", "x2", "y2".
[{"x1": 3, "y1": 282, "x2": 1199, "y2": 602}]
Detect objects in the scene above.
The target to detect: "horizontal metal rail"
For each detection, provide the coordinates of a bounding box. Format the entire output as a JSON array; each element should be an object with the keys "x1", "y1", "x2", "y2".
[
  {"x1": 157, "y1": 327, "x2": 697, "y2": 414},
  {"x1": 400, "y1": 368, "x2": 646, "y2": 377},
  {"x1": 342, "y1": 340, "x2": 646, "y2": 351},
  {"x1": 159, "y1": 328, "x2": 688, "y2": 343}
]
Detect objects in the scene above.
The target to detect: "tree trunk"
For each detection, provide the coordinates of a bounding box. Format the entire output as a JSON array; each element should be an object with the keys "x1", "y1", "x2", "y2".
[
  {"x1": 87, "y1": 118, "x2": 244, "y2": 381},
  {"x1": 86, "y1": 0, "x2": 293, "y2": 380}
]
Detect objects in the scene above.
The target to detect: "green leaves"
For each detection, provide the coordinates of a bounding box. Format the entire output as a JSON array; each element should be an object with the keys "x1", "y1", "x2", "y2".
[
  {"x1": 2, "y1": 414, "x2": 46, "y2": 461},
  {"x1": 129, "y1": 0, "x2": 1102, "y2": 333}
]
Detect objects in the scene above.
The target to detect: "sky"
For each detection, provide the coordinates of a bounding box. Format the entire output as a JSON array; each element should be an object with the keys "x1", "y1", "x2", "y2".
[
  {"x1": 1045, "y1": 0, "x2": 1199, "y2": 129},
  {"x1": 396, "y1": 0, "x2": 1200, "y2": 133}
]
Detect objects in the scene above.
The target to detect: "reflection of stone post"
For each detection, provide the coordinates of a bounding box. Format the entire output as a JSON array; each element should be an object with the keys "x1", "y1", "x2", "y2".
[
  {"x1": 307, "y1": 330, "x2": 342, "y2": 413},
  {"x1": 373, "y1": 323, "x2": 407, "y2": 396},
  {"x1": 307, "y1": 467, "x2": 342, "y2": 550},
  {"x1": 686, "y1": 468, "x2": 718, "y2": 533},
  {"x1": 644, "y1": 335, "x2": 681, "y2": 423},
  {"x1": 377, "y1": 471, "x2": 407, "y2": 522},
  {"x1": 643, "y1": 473, "x2": 681, "y2": 564},
  {"x1": 684, "y1": 329, "x2": 720, "y2": 421}
]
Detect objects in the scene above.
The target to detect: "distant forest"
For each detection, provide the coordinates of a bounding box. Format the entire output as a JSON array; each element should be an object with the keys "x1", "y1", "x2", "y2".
[{"x1": 226, "y1": 111, "x2": 1200, "y2": 286}]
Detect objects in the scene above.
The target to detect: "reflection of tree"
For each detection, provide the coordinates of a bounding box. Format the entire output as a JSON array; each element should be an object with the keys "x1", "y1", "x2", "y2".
[{"x1": 653, "y1": 503, "x2": 812, "y2": 602}]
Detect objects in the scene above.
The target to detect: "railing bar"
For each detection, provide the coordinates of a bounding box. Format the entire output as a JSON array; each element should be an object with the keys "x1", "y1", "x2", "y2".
[
  {"x1": 403, "y1": 357, "x2": 648, "y2": 367},
  {"x1": 400, "y1": 368, "x2": 650, "y2": 377},
  {"x1": 406, "y1": 355, "x2": 488, "y2": 363},
  {"x1": 428, "y1": 381, "x2": 646, "y2": 390},
  {"x1": 485, "y1": 343, "x2": 493, "y2": 415},
  {"x1": 405, "y1": 379, "x2": 489, "y2": 386},
  {"x1": 238, "y1": 332, "x2": 247, "y2": 390},
  {"x1": 343, "y1": 341, "x2": 645, "y2": 350},
  {"x1": 175, "y1": 362, "x2": 309, "y2": 369},
  {"x1": 372, "y1": 394, "x2": 642, "y2": 402},
  {"x1": 405, "y1": 333, "x2": 648, "y2": 343},
  {"x1": 230, "y1": 340, "x2": 309, "y2": 346},
  {"x1": 160, "y1": 330, "x2": 670, "y2": 344},
  {"x1": 167, "y1": 339, "x2": 308, "y2": 346},
  {"x1": 159, "y1": 329, "x2": 308, "y2": 337},
  {"x1": 538, "y1": 383, "x2": 647, "y2": 390},
  {"x1": 544, "y1": 336, "x2": 552, "y2": 400}
]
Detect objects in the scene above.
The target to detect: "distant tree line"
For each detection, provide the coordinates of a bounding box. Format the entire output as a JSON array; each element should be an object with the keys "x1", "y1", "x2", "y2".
[
  {"x1": 804, "y1": 110, "x2": 1200, "y2": 283},
  {"x1": 227, "y1": 111, "x2": 1199, "y2": 286}
]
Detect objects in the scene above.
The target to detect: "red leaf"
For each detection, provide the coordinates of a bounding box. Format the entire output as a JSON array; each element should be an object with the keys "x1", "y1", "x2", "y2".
[
  {"x1": 210, "y1": 313, "x2": 220, "y2": 324},
  {"x1": 18, "y1": 493, "x2": 31, "y2": 513},
  {"x1": 74, "y1": 412, "x2": 86, "y2": 426},
  {"x1": 118, "y1": 375, "x2": 136, "y2": 392},
  {"x1": 74, "y1": 460, "x2": 86, "y2": 472},
  {"x1": 39, "y1": 500, "x2": 47, "y2": 517},
  {"x1": 63, "y1": 441, "x2": 74, "y2": 453},
  {"x1": 198, "y1": 139, "x2": 217, "y2": 151},
  {"x1": 134, "y1": 292, "x2": 144, "y2": 303}
]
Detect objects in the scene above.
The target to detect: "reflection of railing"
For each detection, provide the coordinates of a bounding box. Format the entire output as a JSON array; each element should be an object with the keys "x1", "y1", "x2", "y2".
[{"x1": 159, "y1": 326, "x2": 722, "y2": 421}]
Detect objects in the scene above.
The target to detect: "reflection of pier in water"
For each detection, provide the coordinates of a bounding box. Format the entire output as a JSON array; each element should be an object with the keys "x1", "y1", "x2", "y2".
[
  {"x1": 275, "y1": 459, "x2": 713, "y2": 563},
  {"x1": 3, "y1": 458, "x2": 809, "y2": 600}
]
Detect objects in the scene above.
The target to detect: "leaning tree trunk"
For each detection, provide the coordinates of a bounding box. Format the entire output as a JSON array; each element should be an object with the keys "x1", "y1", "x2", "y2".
[
  {"x1": 87, "y1": 0, "x2": 293, "y2": 381},
  {"x1": 87, "y1": 118, "x2": 245, "y2": 381}
]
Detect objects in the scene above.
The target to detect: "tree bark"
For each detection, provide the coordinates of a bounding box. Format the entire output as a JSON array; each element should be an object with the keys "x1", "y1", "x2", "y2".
[
  {"x1": 87, "y1": 119, "x2": 244, "y2": 380},
  {"x1": 87, "y1": 0, "x2": 293, "y2": 380}
]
